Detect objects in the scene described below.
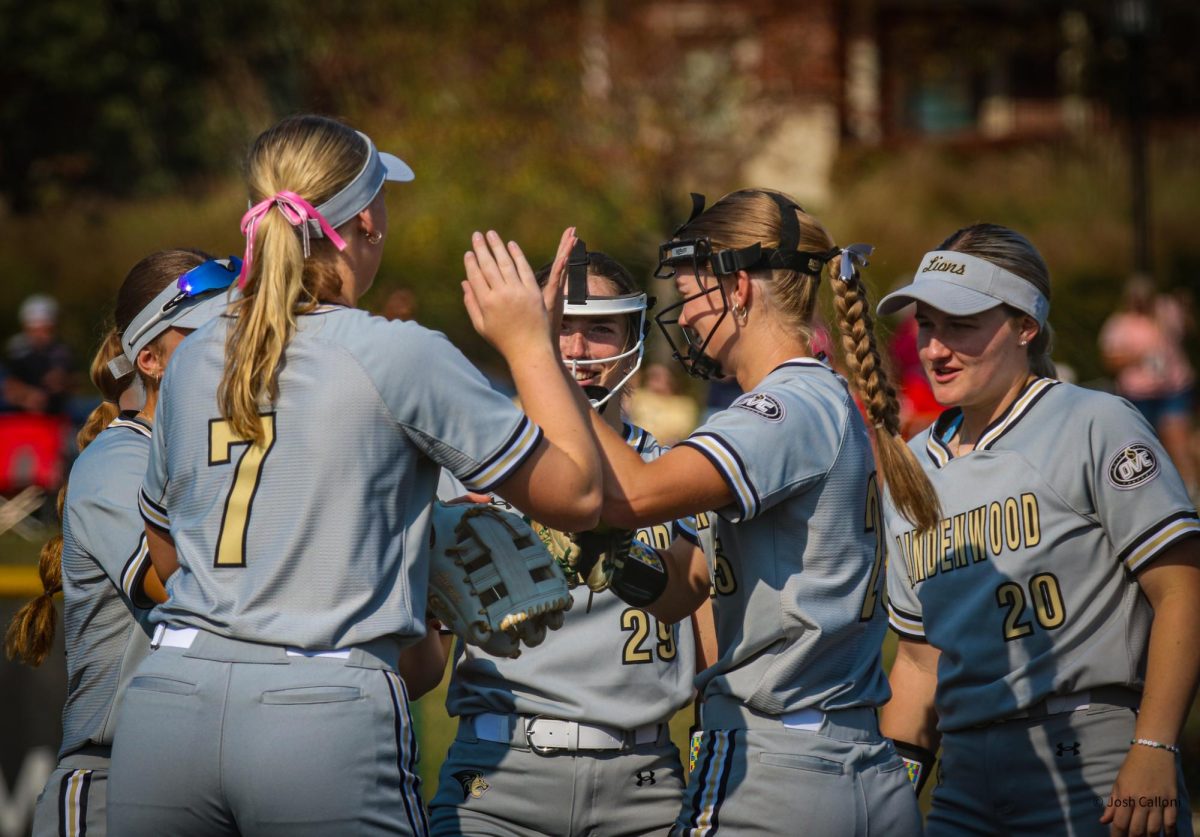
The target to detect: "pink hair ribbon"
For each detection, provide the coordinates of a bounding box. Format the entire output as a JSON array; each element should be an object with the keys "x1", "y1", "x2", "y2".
[{"x1": 238, "y1": 190, "x2": 348, "y2": 287}]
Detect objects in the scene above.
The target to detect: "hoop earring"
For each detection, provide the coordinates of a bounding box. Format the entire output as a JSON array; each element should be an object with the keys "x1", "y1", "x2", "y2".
[
  {"x1": 731, "y1": 302, "x2": 749, "y2": 324},
  {"x1": 365, "y1": 230, "x2": 383, "y2": 245}
]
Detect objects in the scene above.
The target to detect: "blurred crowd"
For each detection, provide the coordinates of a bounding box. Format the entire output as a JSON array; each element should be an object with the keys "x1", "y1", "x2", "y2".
[
  {"x1": 2, "y1": 295, "x2": 77, "y2": 417},
  {"x1": 2, "y1": 273, "x2": 1197, "y2": 528}
]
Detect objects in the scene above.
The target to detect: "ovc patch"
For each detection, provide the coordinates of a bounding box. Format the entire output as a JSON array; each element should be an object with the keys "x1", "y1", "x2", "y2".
[
  {"x1": 1106, "y1": 443, "x2": 1159, "y2": 490},
  {"x1": 732, "y1": 392, "x2": 785, "y2": 422}
]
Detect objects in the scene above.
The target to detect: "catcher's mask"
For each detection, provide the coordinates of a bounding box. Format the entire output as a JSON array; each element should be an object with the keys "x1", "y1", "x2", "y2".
[
  {"x1": 652, "y1": 192, "x2": 836, "y2": 380},
  {"x1": 562, "y1": 239, "x2": 652, "y2": 412}
]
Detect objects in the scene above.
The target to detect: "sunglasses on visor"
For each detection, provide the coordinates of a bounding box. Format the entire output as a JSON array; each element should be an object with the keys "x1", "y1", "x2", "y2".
[{"x1": 123, "y1": 256, "x2": 241, "y2": 349}]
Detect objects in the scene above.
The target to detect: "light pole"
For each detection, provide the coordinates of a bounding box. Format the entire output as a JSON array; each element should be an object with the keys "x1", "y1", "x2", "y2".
[{"x1": 1115, "y1": 0, "x2": 1151, "y2": 275}]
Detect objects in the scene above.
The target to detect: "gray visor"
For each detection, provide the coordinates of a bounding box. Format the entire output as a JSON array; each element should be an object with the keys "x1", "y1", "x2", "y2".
[
  {"x1": 877, "y1": 250, "x2": 1049, "y2": 325},
  {"x1": 304, "y1": 131, "x2": 414, "y2": 238},
  {"x1": 107, "y1": 281, "x2": 234, "y2": 379}
]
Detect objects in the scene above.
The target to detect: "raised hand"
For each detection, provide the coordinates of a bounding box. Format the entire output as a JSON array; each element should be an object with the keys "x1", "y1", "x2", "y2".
[
  {"x1": 541, "y1": 227, "x2": 576, "y2": 349},
  {"x1": 463, "y1": 230, "x2": 561, "y2": 362}
]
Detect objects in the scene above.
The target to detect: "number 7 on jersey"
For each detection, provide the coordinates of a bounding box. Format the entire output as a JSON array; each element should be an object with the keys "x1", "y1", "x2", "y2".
[{"x1": 208, "y1": 415, "x2": 276, "y2": 567}]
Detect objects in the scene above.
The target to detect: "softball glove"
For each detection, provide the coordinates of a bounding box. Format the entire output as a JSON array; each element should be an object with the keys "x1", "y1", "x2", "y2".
[
  {"x1": 427, "y1": 502, "x2": 572, "y2": 659},
  {"x1": 531, "y1": 521, "x2": 636, "y2": 593}
]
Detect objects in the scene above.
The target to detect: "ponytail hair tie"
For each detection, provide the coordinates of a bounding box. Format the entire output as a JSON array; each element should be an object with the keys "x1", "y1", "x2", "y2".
[
  {"x1": 238, "y1": 190, "x2": 348, "y2": 288},
  {"x1": 837, "y1": 244, "x2": 874, "y2": 283}
]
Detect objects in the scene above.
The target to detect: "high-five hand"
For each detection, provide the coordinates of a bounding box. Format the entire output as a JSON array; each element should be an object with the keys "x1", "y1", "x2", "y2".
[{"x1": 463, "y1": 229, "x2": 567, "y2": 362}]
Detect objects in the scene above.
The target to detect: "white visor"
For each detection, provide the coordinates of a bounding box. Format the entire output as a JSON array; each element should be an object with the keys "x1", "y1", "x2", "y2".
[
  {"x1": 562, "y1": 292, "x2": 649, "y2": 409},
  {"x1": 303, "y1": 131, "x2": 414, "y2": 238},
  {"x1": 877, "y1": 250, "x2": 1049, "y2": 325}
]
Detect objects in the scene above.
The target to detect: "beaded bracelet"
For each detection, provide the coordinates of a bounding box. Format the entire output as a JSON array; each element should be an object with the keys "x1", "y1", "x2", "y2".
[{"x1": 1131, "y1": 738, "x2": 1181, "y2": 754}]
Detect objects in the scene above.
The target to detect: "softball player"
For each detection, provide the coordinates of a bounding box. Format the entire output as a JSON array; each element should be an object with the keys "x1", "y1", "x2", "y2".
[
  {"x1": 430, "y1": 251, "x2": 713, "y2": 837},
  {"x1": 5, "y1": 248, "x2": 234, "y2": 837},
  {"x1": 106, "y1": 114, "x2": 602, "y2": 836},
  {"x1": 575, "y1": 189, "x2": 939, "y2": 836},
  {"x1": 877, "y1": 223, "x2": 1200, "y2": 837}
]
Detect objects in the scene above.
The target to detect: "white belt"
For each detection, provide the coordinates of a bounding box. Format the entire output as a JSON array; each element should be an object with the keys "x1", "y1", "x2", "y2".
[
  {"x1": 780, "y1": 707, "x2": 825, "y2": 732},
  {"x1": 471, "y1": 712, "x2": 663, "y2": 753},
  {"x1": 1044, "y1": 691, "x2": 1091, "y2": 715},
  {"x1": 150, "y1": 624, "x2": 352, "y2": 659}
]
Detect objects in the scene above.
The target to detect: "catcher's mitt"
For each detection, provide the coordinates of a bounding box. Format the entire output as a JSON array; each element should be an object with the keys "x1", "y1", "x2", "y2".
[
  {"x1": 427, "y1": 502, "x2": 572, "y2": 659},
  {"x1": 530, "y1": 521, "x2": 635, "y2": 593}
]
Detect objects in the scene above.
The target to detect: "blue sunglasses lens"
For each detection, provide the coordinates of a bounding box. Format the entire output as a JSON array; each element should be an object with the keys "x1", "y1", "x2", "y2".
[{"x1": 176, "y1": 257, "x2": 242, "y2": 296}]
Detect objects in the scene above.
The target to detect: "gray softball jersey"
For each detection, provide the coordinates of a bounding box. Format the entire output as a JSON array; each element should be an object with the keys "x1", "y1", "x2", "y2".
[
  {"x1": 445, "y1": 423, "x2": 700, "y2": 729},
  {"x1": 58, "y1": 414, "x2": 156, "y2": 757},
  {"x1": 139, "y1": 306, "x2": 542, "y2": 649},
  {"x1": 676, "y1": 357, "x2": 892, "y2": 717},
  {"x1": 885, "y1": 378, "x2": 1200, "y2": 731}
]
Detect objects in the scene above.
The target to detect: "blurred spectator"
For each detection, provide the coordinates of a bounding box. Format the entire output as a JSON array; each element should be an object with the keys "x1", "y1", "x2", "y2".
[
  {"x1": 885, "y1": 304, "x2": 942, "y2": 439},
  {"x1": 381, "y1": 286, "x2": 419, "y2": 322},
  {"x1": 4, "y1": 294, "x2": 75, "y2": 414},
  {"x1": 629, "y1": 362, "x2": 699, "y2": 446},
  {"x1": 1100, "y1": 275, "x2": 1197, "y2": 497}
]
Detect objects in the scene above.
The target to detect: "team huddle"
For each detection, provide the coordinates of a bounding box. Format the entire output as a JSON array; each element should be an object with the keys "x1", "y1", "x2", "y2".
[{"x1": 6, "y1": 113, "x2": 1199, "y2": 837}]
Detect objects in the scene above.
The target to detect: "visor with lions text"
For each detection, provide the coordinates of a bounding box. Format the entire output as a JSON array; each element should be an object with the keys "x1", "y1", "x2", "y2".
[{"x1": 877, "y1": 250, "x2": 1049, "y2": 326}]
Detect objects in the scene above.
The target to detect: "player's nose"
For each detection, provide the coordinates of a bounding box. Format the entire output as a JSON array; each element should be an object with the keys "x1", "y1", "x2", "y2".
[
  {"x1": 919, "y1": 330, "x2": 950, "y2": 359},
  {"x1": 561, "y1": 329, "x2": 589, "y2": 359}
]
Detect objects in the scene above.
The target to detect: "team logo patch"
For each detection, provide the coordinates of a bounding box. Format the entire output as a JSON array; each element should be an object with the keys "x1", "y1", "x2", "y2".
[
  {"x1": 629, "y1": 541, "x2": 664, "y2": 570},
  {"x1": 1106, "y1": 443, "x2": 1159, "y2": 490},
  {"x1": 732, "y1": 392, "x2": 785, "y2": 422},
  {"x1": 453, "y1": 770, "x2": 490, "y2": 800}
]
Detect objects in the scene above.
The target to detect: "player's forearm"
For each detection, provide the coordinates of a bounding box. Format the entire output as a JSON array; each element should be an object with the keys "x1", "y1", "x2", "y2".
[
  {"x1": 589, "y1": 409, "x2": 656, "y2": 528},
  {"x1": 507, "y1": 344, "x2": 601, "y2": 529},
  {"x1": 141, "y1": 565, "x2": 168, "y2": 605},
  {"x1": 646, "y1": 539, "x2": 710, "y2": 624},
  {"x1": 690, "y1": 597, "x2": 718, "y2": 672},
  {"x1": 396, "y1": 627, "x2": 450, "y2": 701},
  {"x1": 880, "y1": 640, "x2": 942, "y2": 752},
  {"x1": 145, "y1": 523, "x2": 180, "y2": 583}
]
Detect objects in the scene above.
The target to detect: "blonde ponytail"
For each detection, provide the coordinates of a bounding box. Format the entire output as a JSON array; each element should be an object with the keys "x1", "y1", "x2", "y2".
[
  {"x1": 221, "y1": 115, "x2": 366, "y2": 445},
  {"x1": 4, "y1": 494, "x2": 65, "y2": 666},
  {"x1": 829, "y1": 258, "x2": 941, "y2": 531}
]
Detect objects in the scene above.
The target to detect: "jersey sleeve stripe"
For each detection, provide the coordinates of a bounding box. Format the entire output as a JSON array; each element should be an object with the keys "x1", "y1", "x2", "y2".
[
  {"x1": 1121, "y1": 513, "x2": 1200, "y2": 573},
  {"x1": 459, "y1": 418, "x2": 543, "y2": 493},
  {"x1": 121, "y1": 533, "x2": 155, "y2": 609},
  {"x1": 138, "y1": 488, "x2": 170, "y2": 530},
  {"x1": 622, "y1": 422, "x2": 651, "y2": 454},
  {"x1": 886, "y1": 604, "x2": 926, "y2": 639},
  {"x1": 678, "y1": 433, "x2": 759, "y2": 521},
  {"x1": 673, "y1": 515, "x2": 700, "y2": 544}
]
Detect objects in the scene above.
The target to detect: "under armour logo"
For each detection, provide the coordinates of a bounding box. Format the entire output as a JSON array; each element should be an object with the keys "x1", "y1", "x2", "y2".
[
  {"x1": 635, "y1": 769, "x2": 656, "y2": 787},
  {"x1": 1056, "y1": 742, "x2": 1080, "y2": 757}
]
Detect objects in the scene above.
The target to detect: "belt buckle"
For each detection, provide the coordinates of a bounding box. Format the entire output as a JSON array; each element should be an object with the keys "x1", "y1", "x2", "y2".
[{"x1": 523, "y1": 715, "x2": 557, "y2": 756}]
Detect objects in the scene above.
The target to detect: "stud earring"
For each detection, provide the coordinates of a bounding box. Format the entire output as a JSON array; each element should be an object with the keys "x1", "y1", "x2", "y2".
[{"x1": 365, "y1": 230, "x2": 383, "y2": 245}]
